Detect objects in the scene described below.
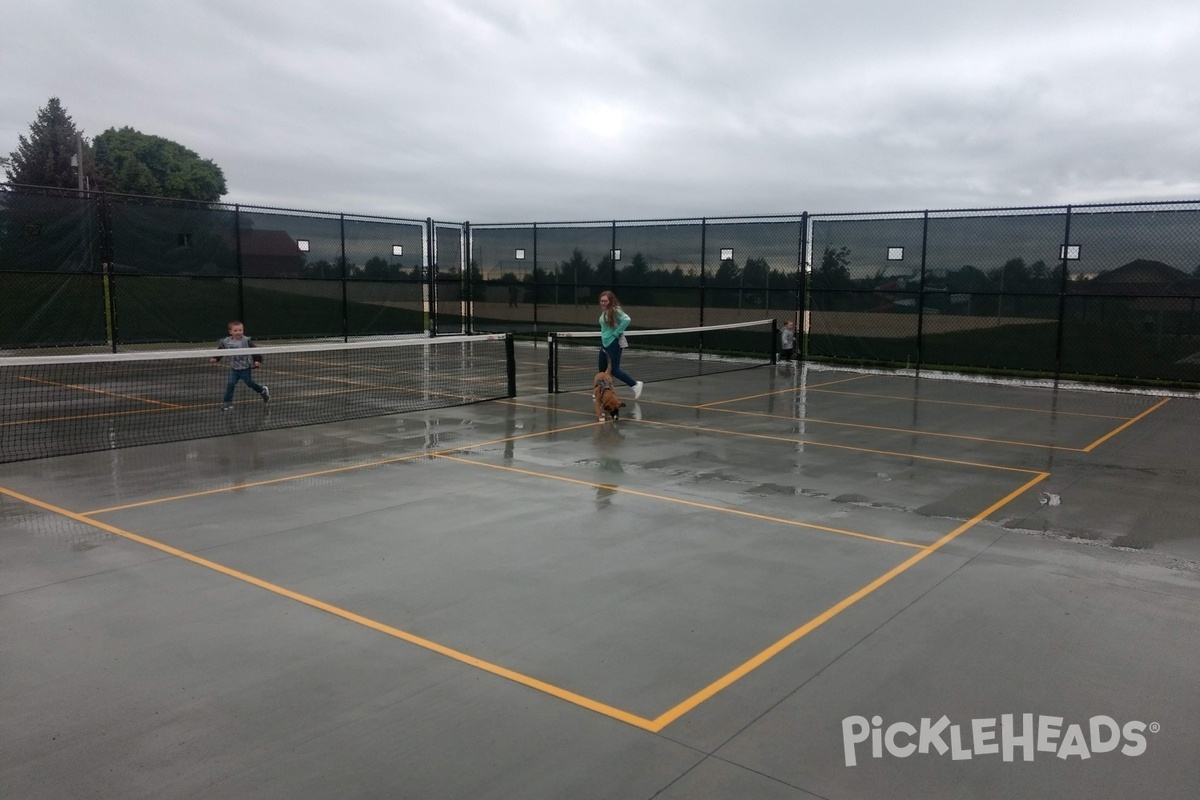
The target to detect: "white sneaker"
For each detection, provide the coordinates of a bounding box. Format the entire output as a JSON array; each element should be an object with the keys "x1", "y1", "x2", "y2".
[{"x1": 633, "y1": 381, "x2": 644, "y2": 400}]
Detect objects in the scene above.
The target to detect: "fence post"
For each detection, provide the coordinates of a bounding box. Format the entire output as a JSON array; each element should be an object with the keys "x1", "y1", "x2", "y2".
[
  {"x1": 797, "y1": 212, "x2": 808, "y2": 362},
  {"x1": 426, "y1": 217, "x2": 436, "y2": 336},
  {"x1": 234, "y1": 204, "x2": 245, "y2": 325},
  {"x1": 532, "y1": 222, "x2": 539, "y2": 336},
  {"x1": 463, "y1": 221, "x2": 472, "y2": 335},
  {"x1": 610, "y1": 220, "x2": 618, "y2": 291},
  {"x1": 1054, "y1": 205, "x2": 1073, "y2": 378},
  {"x1": 915, "y1": 211, "x2": 930, "y2": 370},
  {"x1": 699, "y1": 218, "x2": 707, "y2": 329},
  {"x1": 340, "y1": 213, "x2": 348, "y2": 342},
  {"x1": 99, "y1": 192, "x2": 118, "y2": 352}
]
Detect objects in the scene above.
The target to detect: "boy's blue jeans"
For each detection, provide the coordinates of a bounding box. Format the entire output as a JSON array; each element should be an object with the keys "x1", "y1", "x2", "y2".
[{"x1": 224, "y1": 368, "x2": 264, "y2": 403}]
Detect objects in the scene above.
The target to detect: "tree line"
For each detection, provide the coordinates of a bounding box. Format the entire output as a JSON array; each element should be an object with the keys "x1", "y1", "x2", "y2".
[
  {"x1": 489, "y1": 246, "x2": 1079, "y2": 295},
  {"x1": 3, "y1": 97, "x2": 226, "y2": 202}
]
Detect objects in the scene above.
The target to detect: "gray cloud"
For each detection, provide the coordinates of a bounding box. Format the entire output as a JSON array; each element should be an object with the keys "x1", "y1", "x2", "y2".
[{"x1": 3, "y1": 0, "x2": 1198, "y2": 222}]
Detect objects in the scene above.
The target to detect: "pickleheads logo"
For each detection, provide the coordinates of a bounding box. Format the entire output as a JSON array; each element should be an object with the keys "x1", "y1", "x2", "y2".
[{"x1": 842, "y1": 714, "x2": 1158, "y2": 766}]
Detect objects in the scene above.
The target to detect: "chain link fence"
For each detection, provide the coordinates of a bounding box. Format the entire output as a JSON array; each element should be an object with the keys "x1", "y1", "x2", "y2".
[
  {"x1": 465, "y1": 216, "x2": 804, "y2": 336},
  {"x1": 4, "y1": 184, "x2": 1200, "y2": 388},
  {"x1": 805, "y1": 203, "x2": 1200, "y2": 387},
  {"x1": 1, "y1": 185, "x2": 431, "y2": 351}
]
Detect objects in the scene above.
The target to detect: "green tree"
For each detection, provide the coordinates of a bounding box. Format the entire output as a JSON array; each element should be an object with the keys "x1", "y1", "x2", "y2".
[
  {"x1": 623, "y1": 252, "x2": 651, "y2": 283},
  {"x1": 742, "y1": 257, "x2": 769, "y2": 288},
  {"x1": 988, "y1": 257, "x2": 1032, "y2": 291},
  {"x1": 92, "y1": 134, "x2": 116, "y2": 188},
  {"x1": 712, "y1": 258, "x2": 741, "y2": 287},
  {"x1": 595, "y1": 253, "x2": 615, "y2": 284},
  {"x1": 5, "y1": 97, "x2": 85, "y2": 188},
  {"x1": 558, "y1": 249, "x2": 592, "y2": 305},
  {"x1": 305, "y1": 258, "x2": 335, "y2": 278},
  {"x1": 362, "y1": 256, "x2": 395, "y2": 279},
  {"x1": 92, "y1": 126, "x2": 226, "y2": 201},
  {"x1": 559, "y1": 249, "x2": 593, "y2": 283},
  {"x1": 943, "y1": 265, "x2": 990, "y2": 292},
  {"x1": 812, "y1": 246, "x2": 852, "y2": 289}
]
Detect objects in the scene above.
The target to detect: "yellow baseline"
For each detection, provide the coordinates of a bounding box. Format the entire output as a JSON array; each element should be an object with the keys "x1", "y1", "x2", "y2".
[{"x1": 0, "y1": 484, "x2": 659, "y2": 732}]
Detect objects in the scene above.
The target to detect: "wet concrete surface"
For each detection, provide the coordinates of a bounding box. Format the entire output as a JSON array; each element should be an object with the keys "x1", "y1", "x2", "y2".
[{"x1": 3, "y1": 362, "x2": 1200, "y2": 799}]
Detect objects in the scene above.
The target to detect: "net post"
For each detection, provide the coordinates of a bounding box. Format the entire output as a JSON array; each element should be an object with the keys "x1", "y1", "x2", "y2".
[
  {"x1": 505, "y1": 333, "x2": 517, "y2": 398},
  {"x1": 771, "y1": 318, "x2": 779, "y2": 365},
  {"x1": 547, "y1": 332, "x2": 557, "y2": 393}
]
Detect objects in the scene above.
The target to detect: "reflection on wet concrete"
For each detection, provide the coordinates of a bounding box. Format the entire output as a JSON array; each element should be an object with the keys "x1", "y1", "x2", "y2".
[{"x1": 0, "y1": 497, "x2": 113, "y2": 549}]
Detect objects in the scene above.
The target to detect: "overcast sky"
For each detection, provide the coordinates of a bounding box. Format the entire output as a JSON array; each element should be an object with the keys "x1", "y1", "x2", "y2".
[{"x1": 3, "y1": 0, "x2": 1199, "y2": 223}]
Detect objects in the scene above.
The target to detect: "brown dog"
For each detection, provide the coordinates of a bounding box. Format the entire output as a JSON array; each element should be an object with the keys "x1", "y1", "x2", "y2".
[{"x1": 593, "y1": 351, "x2": 626, "y2": 422}]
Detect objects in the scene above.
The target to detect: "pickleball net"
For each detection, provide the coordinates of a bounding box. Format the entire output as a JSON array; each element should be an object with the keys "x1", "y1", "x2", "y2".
[
  {"x1": 546, "y1": 318, "x2": 778, "y2": 393},
  {"x1": 1, "y1": 333, "x2": 516, "y2": 462}
]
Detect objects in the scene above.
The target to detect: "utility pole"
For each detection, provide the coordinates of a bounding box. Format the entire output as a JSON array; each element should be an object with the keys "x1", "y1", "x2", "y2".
[{"x1": 75, "y1": 133, "x2": 84, "y2": 195}]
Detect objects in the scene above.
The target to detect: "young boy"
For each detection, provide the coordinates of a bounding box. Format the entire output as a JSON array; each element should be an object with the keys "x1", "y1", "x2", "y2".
[
  {"x1": 778, "y1": 320, "x2": 796, "y2": 366},
  {"x1": 210, "y1": 320, "x2": 270, "y2": 410}
]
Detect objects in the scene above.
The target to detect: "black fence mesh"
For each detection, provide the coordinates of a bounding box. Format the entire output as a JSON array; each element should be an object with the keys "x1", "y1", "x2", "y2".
[
  {"x1": 803, "y1": 204, "x2": 1200, "y2": 387},
  {"x1": 467, "y1": 218, "x2": 803, "y2": 338},
  {"x1": 5, "y1": 184, "x2": 1200, "y2": 389},
  {"x1": 432, "y1": 222, "x2": 466, "y2": 335},
  {"x1": 1, "y1": 186, "x2": 430, "y2": 350},
  {"x1": 1, "y1": 188, "x2": 106, "y2": 347}
]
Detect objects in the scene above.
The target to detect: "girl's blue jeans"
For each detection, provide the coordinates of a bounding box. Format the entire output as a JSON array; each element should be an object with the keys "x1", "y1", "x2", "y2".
[{"x1": 598, "y1": 341, "x2": 636, "y2": 387}]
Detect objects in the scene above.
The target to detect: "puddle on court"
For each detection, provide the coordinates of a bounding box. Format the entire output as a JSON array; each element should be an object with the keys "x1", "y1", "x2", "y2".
[
  {"x1": 744, "y1": 483, "x2": 798, "y2": 497},
  {"x1": 0, "y1": 500, "x2": 114, "y2": 551}
]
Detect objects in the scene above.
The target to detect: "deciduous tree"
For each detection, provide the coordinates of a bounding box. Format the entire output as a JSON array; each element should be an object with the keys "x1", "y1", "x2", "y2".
[{"x1": 92, "y1": 127, "x2": 226, "y2": 202}]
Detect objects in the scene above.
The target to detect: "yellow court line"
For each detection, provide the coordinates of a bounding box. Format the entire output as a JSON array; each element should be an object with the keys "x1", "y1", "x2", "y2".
[
  {"x1": 696, "y1": 373, "x2": 873, "y2": 407},
  {"x1": 696, "y1": 371, "x2": 873, "y2": 407},
  {"x1": 647, "y1": 470, "x2": 1050, "y2": 730},
  {"x1": 0, "y1": 484, "x2": 656, "y2": 731},
  {"x1": 3, "y1": 404, "x2": 196, "y2": 427},
  {"x1": 557, "y1": 382, "x2": 1157, "y2": 451},
  {"x1": 1082, "y1": 396, "x2": 1172, "y2": 452},
  {"x1": 6, "y1": 384, "x2": 467, "y2": 428},
  {"x1": 18, "y1": 375, "x2": 184, "y2": 409},
  {"x1": 633, "y1": 418, "x2": 1044, "y2": 475},
  {"x1": 5, "y1": 382, "x2": 449, "y2": 427},
  {"x1": 84, "y1": 421, "x2": 600, "y2": 514},
  {"x1": 683, "y1": 405, "x2": 1082, "y2": 452},
  {"x1": 797, "y1": 386, "x2": 1133, "y2": 419},
  {"x1": 510, "y1": 399, "x2": 1050, "y2": 477},
  {"x1": 5, "y1": 433, "x2": 1051, "y2": 732},
  {"x1": 432, "y1": 454, "x2": 924, "y2": 550},
  {"x1": 267, "y1": 368, "x2": 447, "y2": 392}
]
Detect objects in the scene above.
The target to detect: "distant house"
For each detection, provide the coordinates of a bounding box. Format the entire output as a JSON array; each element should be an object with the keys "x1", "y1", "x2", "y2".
[
  {"x1": 1073, "y1": 259, "x2": 1200, "y2": 333},
  {"x1": 1074, "y1": 259, "x2": 1200, "y2": 298},
  {"x1": 236, "y1": 229, "x2": 303, "y2": 277}
]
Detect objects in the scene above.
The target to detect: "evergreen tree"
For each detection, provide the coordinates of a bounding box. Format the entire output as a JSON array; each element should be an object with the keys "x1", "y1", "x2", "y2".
[{"x1": 5, "y1": 97, "x2": 84, "y2": 188}]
